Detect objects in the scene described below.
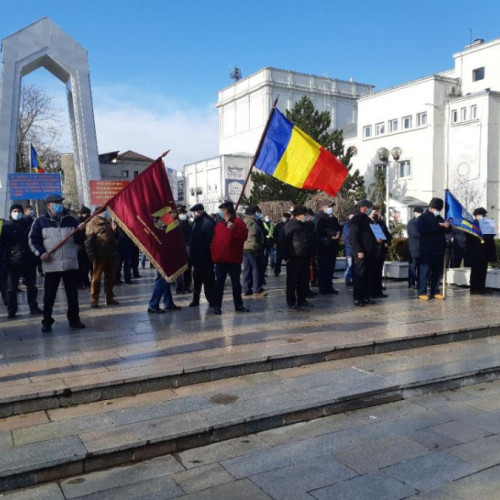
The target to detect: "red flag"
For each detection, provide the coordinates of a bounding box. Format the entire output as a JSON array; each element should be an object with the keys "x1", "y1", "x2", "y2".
[{"x1": 106, "y1": 158, "x2": 187, "y2": 282}]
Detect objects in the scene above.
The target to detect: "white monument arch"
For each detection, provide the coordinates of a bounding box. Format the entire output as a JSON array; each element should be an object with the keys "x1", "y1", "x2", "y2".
[{"x1": 0, "y1": 17, "x2": 100, "y2": 215}]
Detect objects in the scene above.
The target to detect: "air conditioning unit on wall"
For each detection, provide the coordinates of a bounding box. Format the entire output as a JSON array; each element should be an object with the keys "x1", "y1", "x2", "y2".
[{"x1": 447, "y1": 86, "x2": 461, "y2": 97}]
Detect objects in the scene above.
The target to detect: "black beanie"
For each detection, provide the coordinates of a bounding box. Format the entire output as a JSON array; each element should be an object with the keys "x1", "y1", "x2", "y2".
[
  {"x1": 10, "y1": 203, "x2": 23, "y2": 213},
  {"x1": 429, "y1": 198, "x2": 444, "y2": 211}
]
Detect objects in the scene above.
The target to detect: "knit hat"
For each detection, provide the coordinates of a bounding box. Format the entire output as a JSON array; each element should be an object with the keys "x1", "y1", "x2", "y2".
[
  {"x1": 429, "y1": 197, "x2": 444, "y2": 211},
  {"x1": 10, "y1": 203, "x2": 23, "y2": 213}
]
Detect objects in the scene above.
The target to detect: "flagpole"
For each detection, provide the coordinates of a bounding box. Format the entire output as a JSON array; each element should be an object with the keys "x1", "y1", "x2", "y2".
[
  {"x1": 47, "y1": 150, "x2": 171, "y2": 256},
  {"x1": 442, "y1": 104, "x2": 451, "y2": 298},
  {"x1": 234, "y1": 97, "x2": 279, "y2": 213}
]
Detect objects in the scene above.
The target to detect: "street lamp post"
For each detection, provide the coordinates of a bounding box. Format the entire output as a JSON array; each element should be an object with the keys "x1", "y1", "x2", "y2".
[{"x1": 377, "y1": 146, "x2": 402, "y2": 224}]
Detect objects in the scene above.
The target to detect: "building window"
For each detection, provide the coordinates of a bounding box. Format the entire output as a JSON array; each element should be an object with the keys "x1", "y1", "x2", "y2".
[
  {"x1": 471, "y1": 105, "x2": 477, "y2": 119},
  {"x1": 134, "y1": 170, "x2": 139, "y2": 178},
  {"x1": 122, "y1": 170, "x2": 129, "y2": 178},
  {"x1": 399, "y1": 160, "x2": 411, "y2": 178},
  {"x1": 363, "y1": 125, "x2": 372, "y2": 139},
  {"x1": 416, "y1": 112, "x2": 427, "y2": 127},
  {"x1": 451, "y1": 109, "x2": 458, "y2": 123},
  {"x1": 461, "y1": 107, "x2": 467, "y2": 121},
  {"x1": 473, "y1": 67, "x2": 485, "y2": 81},
  {"x1": 389, "y1": 119, "x2": 398, "y2": 133},
  {"x1": 375, "y1": 122, "x2": 385, "y2": 136},
  {"x1": 402, "y1": 115, "x2": 412, "y2": 129}
]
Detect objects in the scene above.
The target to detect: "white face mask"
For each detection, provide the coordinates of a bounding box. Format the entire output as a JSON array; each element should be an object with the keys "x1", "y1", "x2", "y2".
[{"x1": 12, "y1": 212, "x2": 23, "y2": 221}]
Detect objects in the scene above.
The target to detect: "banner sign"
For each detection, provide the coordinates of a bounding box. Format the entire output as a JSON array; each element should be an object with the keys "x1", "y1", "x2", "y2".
[
  {"x1": 8, "y1": 173, "x2": 62, "y2": 200},
  {"x1": 225, "y1": 179, "x2": 245, "y2": 203},
  {"x1": 90, "y1": 180, "x2": 130, "y2": 206}
]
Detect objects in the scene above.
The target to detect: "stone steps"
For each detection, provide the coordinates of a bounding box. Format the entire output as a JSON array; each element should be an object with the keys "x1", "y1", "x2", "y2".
[
  {"x1": 1, "y1": 335, "x2": 500, "y2": 492},
  {"x1": 2, "y1": 317, "x2": 499, "y2": 419}
]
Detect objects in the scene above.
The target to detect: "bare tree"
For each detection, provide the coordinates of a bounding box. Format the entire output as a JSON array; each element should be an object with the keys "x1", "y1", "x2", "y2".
[
  {"x1": 452, "y1": 177, "x2": 484, "y2": 213},
  {"x1": 16, "y1": 83, "x2": 63, "y2": 172}
]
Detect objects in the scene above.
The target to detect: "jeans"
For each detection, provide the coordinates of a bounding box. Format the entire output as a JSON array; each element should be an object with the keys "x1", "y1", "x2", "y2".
[
  {"x1": 214, "y1": 263, "x2": 243, "y2": 309},
  {"x1": 344, "y1": 256, "x2": 354, "y2": 284},
  {"x1": 418, "y1": 254, "x2": 444, "y2": 296},
  {"x1": 243, "y1": 253, "x2": 262, "y2": 293},
  {"x1": 148, "y1": 273, "x2": 174, "y2": 309}
]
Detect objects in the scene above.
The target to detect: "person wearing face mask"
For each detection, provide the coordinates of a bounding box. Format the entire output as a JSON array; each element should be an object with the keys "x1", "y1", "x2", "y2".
[
  {"x1": 210, "y1": 201, "x2": 249, "y2": 314},
  {"x1": 466, "y1": 207, "x2": 497, "y2": 294},
  {"x1": 262, "y1": 215, "x2": 275, "y2": 272},
  {"x1": 243, "y1": 205, "x2": 266, "y2": 297},
  {"x1": 188, "y1": 203, "x2": 216, "y2": 307},
  {"x1": 175, "y1": 206, "x2": 193, "y2": 295},
  {"x1": 24, "y1": 205, "x2": 35, "y2": 224},
  {"x1": 417, "y1": 197, "x2": 451, "y2": 300},
  {"x1": 315, "y1": 202, "x2": 341, "y2": 295},
  {"x1": 84, "y1": 206, "x2": 119, "y2": 308},
  {"x1": 254, "y1": 207, "x2": 268, "y2": 288},
  {"x1": 368, "y1": 207, "x2": 392, "y2": 298},
  {"x1": 349, "y1": 200, "x2": 378, "y2": 307},
  {"x1": 273, "y1": 212, "x2": 291, "y2": 276},
  {"x1": 29, "y1": 194, "x2": 86, "y2": 332},
  {"x1": 3, "y1": 203, "x2": 43, "y2": 318},
  {"x1": 407, "y1": 207, "x2": 423, "y2": 288},
  {"x1": 283, "y1": 206, "x2": 314, "y2": 310}
]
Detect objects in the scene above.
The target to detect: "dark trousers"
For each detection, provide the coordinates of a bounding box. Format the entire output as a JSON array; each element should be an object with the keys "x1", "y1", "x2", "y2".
[
  {"x1": 214, "y1": 263, "x2": 243, "y2": 309},
  {"x1": 116, "y1": 248, "x2": 132, "y2": 282},
  {"x1": 43, "y1": 269, "x2": 80, "y2": 326},
  {"x1": 274, "y1": 249, "x2": 285, "y2": 276},
  {"x1": 78, "y1": 249, "x2": 91, "y2": 287},
  {"x1": 0, "y1": 263, "x2": 7, "y2": 305},
  {"x1": 318, "y1": 252, "x2": 335, "y2": 292},
  {"x1": 409, "y1": 255, "x2": 420, "y2": 287},
  {"x1": 371, "y1": 255, "x2": 385, "y2": 296},
  {"x1": 192, "y1": 260, "x2": 215, "y2": 305},
  {"x1": 353, "y1": 255, "x2": 374, "y2": 301},
  {"x1": 90, "y1": 257, "x2": 116, "y2": 303},
  {"x1": 7, "y1": 265, "x2": 38, "y2": 314},
  {"x1": 131, "y1": 245, "x2": 140, "y2": 275},
  {"x1": 243, "y1": 253, "x2": 262, "y2": 293},
  {"x1": 176, "y1": 263, "x2": 192, "y2": 293},
  {"x1": 418, "y1": 254, "x2": 444, "y2": 296},
  {"x1": 470, "y1": 259, "x2": 488, "y2": 292},
  {"x1": 286, "y1": 257, "x2": 309, "y2": 306}
]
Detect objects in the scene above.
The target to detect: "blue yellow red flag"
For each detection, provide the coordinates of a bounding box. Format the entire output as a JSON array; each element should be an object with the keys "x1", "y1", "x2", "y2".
[
  {"x1": 30, "y1": 144, "x2": 45, "y2": 173},
  {"x1": 444, "y1": 189, "x2": 482, "y2": 239}
]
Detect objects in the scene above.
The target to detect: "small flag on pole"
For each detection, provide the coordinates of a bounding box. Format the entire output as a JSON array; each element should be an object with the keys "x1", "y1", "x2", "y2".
[
  {"x1": 106, "y1": 157, "x2": 188, "y2": 282},
  {"x1": 444, "y1": 189, "x2": 482, "y2": 239},
  {"x1": 254, "y1": 108, "x2": 348, "y2": 197},
  {"x1": 30, "y1": 144, "x2": 46, "y2": 173}
]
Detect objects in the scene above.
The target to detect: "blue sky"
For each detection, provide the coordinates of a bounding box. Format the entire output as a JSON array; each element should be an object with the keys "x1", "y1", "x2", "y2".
[{"x1": 1, "y1": 0, "x2": 500, "y2": 169}]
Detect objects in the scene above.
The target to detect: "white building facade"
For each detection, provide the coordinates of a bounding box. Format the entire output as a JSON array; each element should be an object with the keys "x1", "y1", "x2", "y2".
[
  {"x1": 217, "y1": 67, "x2": 373, "y2": 155},
  {"x1": 352, "y1": 38, "x2": 500, "y2": 224}
]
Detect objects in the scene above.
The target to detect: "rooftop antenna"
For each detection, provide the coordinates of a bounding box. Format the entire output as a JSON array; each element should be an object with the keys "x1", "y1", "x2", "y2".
[{"x1": 230, "y1": 67, "x2": 242, "y2": 83}]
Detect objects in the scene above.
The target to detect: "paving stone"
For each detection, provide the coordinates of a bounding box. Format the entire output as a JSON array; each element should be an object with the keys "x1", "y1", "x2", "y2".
[
  {"x1": 313, "y1": 375, "x2": 396, "y2": 400},
  {"x1": 0, "y1": 483, "x2": 65, "y2": 499},
  {"x1": 415, "y1": 464, "x2": 500, "y2": 500},
  {"x1": 250, "y1": 456, "x2": 356, "y2": 500},
  {"x1": 464, "y1": 411, "x2": 500, "y2": 434},
  {"x1": 0, "y1": 411, "x2": 50, "y2": 432},
  {"x1": 349, "y1": 399, "x2": 433, "y2": 423},
  {"x1": 429, "y1": 419, "x2": 493, "y2": 444},
  {"x1": 72, "y1": 474, "x2": 183, "y2": 500},
  {"x1": 310, "y1": 471, "x2": 416, "y2": 500},
  {"x1": 383, "y1": 450, "x2": 479, "y2": 491},
  {"x1": 446, "y1": 434, "x2": 500, "y2": 468},
  {"x1": 405, "y1": 428, "x2": 462, "y2": 451},
  {"x1": 279, "y1": 367, "x2": 371, "y2": 391},
  {"x1": 60, "y1": 455, "x2": 184, "y2": 498},
  {"x1": 179, "y1": 478, "x2": 272, "y2": 500},
  {"x1": 171, "y1": 463, "x2": 234, "y2": 494},
  {"x1": 0, "y1": 435, "x2": 86, "y2": 477},
  {"x1": 334, "y1": 436, "x2": 428, "y2": 474},
  {"x1": 0, "y1": 431, "x2": 13, "y2": 449}
]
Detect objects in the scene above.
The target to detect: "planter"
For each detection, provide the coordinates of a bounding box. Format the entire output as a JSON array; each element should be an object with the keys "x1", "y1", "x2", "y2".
[
  {"x1": 383, "y1": 261, "x2": 409, "y2": 279},
  {"x1": 485, "y1": 268, "x2": 500, "y2": 289},
  {"x1": 335, "y1": 257, "x2": 346, "y2": 272},
  {"x1": 446, "y1": 268, "x2": 470, "y2": 287}
]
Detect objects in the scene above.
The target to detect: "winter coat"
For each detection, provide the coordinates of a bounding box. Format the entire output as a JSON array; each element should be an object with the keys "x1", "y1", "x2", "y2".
[
  {"x1": 349, "y1": 212, "x2": 378, "y2": 257},
  {"x1": 85, "y1": 217, "x2": 118, "y2": 262},
  {"x1": 189, "y1": 213, "x2": 215, "y2": 265},
  {"x1": 315, "y1": 211, "x2": 341, "y2": 255},
  {"x1": 243, "y1": 216, "x2": 265, "y2": 254},
  {"x1": 407, "y1": 217, "x2": 420, "y2": 258},
  {"x1": 274, "y1": 221, "x2": 288, "y2": 249},
  {"x1": 29, "y1": 212, "x2": 84, "y2": 273},
  {"x1": 342, "y1": 221, "x2": 352, "y2": 257},
  {"x1": 283, "y1": 218, "x2": 313, "y2": 259},
  {"x1": 417, "y1": 210, "x2": 450, "y2": 256},
  {"x1": 211, "y1": 217, "x2": 248, "y2": 264},
  {"x1": 2, "y1": 217, "x2": 39, "y2": 268},
  {"x1": 466, "y1": 232, "x2": 497, "y2": 263}
]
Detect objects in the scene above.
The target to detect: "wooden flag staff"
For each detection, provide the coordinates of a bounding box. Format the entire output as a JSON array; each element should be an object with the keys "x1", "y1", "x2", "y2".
[{"x1": 45, "y1": 150, "x2": 171, "y2": 257}]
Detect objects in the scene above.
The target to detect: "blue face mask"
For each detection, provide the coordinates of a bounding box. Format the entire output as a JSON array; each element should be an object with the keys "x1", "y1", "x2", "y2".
[
  {"x1": 102, "y1": 211, "x2": 110, "y2": 220},
  {"x1": 51, "y1": 203, "x2": 63, "y2": 215},
  {"x1": 326, "y1": 207, "x2": 333, "y2": 216},
  {"x1": 256, "y1": 213, "x2": 263, "y2": 220},
  {"x1": 12, "y1": 212, "x2": 23, "y2": 221},
  {"x1": 218, "y1": 210, "x2": 224, "y2": 218},
  {"x1": 366, "y1": 208, "x2": 373, "y2": 216}
]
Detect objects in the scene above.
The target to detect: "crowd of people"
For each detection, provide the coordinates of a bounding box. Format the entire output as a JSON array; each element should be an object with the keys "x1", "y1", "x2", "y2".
[{"x1": 0, "y1": 193, "x2": 496, "y2": 333}]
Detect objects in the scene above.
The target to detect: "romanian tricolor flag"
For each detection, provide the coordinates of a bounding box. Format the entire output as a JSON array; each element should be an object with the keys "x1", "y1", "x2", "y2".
[
  {"x1": 255, "y1": 108, "x2": 348, "y2": 197},
  {"x1": 30, "y1": 144, "x2": 45, "y2": 173}
]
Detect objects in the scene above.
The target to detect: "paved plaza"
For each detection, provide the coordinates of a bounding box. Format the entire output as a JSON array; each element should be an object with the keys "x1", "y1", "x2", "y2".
[{"x1": 1, "y1": 269, "x2": 500, "y2": 498}]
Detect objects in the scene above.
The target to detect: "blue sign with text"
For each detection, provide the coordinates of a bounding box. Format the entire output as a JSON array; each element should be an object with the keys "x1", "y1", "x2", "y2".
[{"x1": 8, "y1": 173, "x2": 62, "y2": 200}]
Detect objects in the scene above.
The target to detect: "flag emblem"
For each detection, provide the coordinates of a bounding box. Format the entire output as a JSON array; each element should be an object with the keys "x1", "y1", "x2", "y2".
[{"x1": 152, "y1": 206, "x2": 179, "y2": 234}]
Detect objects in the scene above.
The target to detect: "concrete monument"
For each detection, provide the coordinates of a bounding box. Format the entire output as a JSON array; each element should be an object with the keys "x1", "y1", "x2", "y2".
[{"x1": 0, "y1": 17, "x2": 100, "y2": 215}]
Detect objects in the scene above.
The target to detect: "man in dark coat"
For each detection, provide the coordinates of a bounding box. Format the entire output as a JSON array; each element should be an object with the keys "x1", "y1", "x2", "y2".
[
  {"x1": 3, "y1": 203, "x2": 43, "y2": 318},
  {"x1": 349, "y1": 200, "x2": 378, "y2": 307},
  {"x1": 273, "y1": 212, "x2": 290, "y2": 276},
  {"x1": 77, "y1": 206, "x2": 92, "y2": 289},
  {"x1": 315, "y1": 203, "x2": 341, "y2": 295},
  {"x1": 175, "y1": 206, "x2": 193, "y2": 294},
  {"x1": 466, "y1": 207, "x2": 497, "y2": 294},
  {"x1": 284, "y1": 207, "x2": 314, "y2": 310},
  {"x1": 417, "y1": 197, "x2": 451, "y2": 300},
  {"x1": 369, "y1": 207, "x2": 392, "y2": 298},
  {"x1": 188, "y1": 203, "x2": 216, "y2": 307},
  {"x1": 407, "y1": 207, "x2": 423, "y2": 288}
]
